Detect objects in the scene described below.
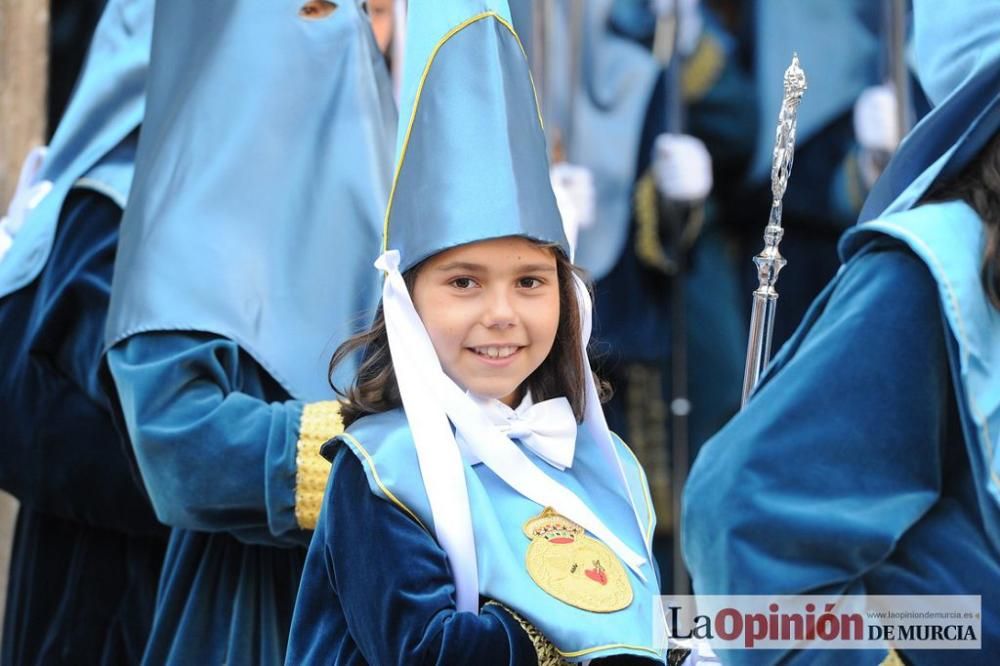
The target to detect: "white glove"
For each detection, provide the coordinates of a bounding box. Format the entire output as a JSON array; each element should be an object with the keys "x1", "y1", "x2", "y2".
[
  {"x1": 854, "y1": 84, "x2": 900, "y2": 153},
  {"x1": 854, "y1": 84, "x2": 901, "y2": 188},
  {"x1": 550, "y1": 162, "x2": 596, "y2": 260},
  {"x1": 652, "y1": 133, "x2": 713, "y2": 202},
  {"x1": 652, "y1": 0, "x2": 703, "y2": 57},
  {"x1": 0, "y1": 146, "x2": 51, "y2": 262}
]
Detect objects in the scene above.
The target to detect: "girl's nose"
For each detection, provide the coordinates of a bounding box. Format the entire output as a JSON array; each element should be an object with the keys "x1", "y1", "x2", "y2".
[{"x1": 481, "y1": 288, "x2": 517, "y2": 329}]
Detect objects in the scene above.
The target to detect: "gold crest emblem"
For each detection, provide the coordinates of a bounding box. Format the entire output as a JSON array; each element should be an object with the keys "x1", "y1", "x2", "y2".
[{"x1": 523, "y1": 507, "x2": 633, "y2": 613}]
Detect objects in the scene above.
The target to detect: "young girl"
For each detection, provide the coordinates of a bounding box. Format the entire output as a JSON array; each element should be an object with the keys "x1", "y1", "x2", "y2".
[{"x1": 287, "y1": 1, "x2": 673, "y2": 663}]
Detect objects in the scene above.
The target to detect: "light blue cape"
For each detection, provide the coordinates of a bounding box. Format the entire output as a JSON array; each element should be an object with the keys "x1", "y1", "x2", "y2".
[
  {"x1": 105, "y1": 0, "x2": 397, "y2": 400},
  {"x1": 0, "y1": 0, "x2": 151, "y2": 299}
]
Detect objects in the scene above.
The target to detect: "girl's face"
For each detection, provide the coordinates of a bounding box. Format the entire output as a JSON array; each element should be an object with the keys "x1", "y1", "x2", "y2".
[{"x1": 411, "y1": 236, "x2": 561, "y2": 407}]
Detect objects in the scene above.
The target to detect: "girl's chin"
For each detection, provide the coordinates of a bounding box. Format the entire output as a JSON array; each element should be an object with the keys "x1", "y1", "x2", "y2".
[{"x1": 465, "y1": 385, "x2": 523, "y2": 407}]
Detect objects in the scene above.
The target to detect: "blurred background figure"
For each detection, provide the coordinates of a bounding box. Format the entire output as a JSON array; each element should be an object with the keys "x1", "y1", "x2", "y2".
[
  {"x1": 734, "y1": 0, "x2": 915, "y2": 349},
  {"x1": 102, "y1": 2, "x2": 396, "y2": 663},
  {"x1": 683, "y1": 0, "x2": 999, "y2": 661},
  {"x1": 0, "y1": 1, "x2": 166, "y2": 664}
]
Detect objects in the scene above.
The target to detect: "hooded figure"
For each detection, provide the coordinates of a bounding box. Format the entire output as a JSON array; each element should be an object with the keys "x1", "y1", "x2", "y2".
[
  {"x1": 683, "y1": 0, "x2": 1000, "y2": 663},
  {"x1": 102, "y1": 1, "x2": 395, "y2": 663},
  {"x1": 0, "y1": 2, "x2": 165, "y2": 663},
  {"x1": 287, "y1": 1, "x2": 671, "y2": 663}
]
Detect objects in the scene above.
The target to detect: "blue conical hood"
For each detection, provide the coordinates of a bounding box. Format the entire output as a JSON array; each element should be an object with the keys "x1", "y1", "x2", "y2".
[{"x1": 384, "y1": 0, "x2": 569, "y2": 271}]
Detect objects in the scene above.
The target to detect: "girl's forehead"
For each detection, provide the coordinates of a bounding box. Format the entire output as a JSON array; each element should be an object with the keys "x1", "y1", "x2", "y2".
[{"x1": 424, "y1": 236, "x2": 557, "y2": 268}]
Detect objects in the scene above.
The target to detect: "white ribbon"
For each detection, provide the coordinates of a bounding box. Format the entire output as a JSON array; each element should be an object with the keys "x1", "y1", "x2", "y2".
[
  {"x1": 375, "y1": 249, "x2": 479, "y2": 613},
  {"x1": 458, "y1": 393, "x2": 577, "y2": 470},
  {"x1": 375, "y1": 249, "x2": 651, "y2": 612},
  {"x1": 571, "y1": 270, "x2": 655, "y2": 565},
  {"x1": 0, "y1": 146, "x2": 52, "y2": 263}
]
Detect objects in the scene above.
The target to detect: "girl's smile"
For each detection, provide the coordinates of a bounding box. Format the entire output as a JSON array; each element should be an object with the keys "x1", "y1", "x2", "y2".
[{"x1": 411, "y1": 236, "x2": 561, "y2": 406}]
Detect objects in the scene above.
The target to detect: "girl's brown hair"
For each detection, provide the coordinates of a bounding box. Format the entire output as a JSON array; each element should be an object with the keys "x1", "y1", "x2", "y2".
[
  {"x1": 924, "y1": 131, "x2": 1000, "y2": 310},
  {"x1": 329, "y1": 244, "x2": 610, "y2": 428}
]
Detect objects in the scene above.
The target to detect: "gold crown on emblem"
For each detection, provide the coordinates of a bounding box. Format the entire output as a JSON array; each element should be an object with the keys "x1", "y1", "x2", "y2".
[{"x1": 522, "y1": 507, "x2": 584, "y2": 542}]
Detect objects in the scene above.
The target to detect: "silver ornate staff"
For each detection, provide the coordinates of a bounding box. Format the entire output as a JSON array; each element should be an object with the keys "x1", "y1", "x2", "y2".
[{"x1": 741, "y1": 54, "x2": 807, "y2": 407}]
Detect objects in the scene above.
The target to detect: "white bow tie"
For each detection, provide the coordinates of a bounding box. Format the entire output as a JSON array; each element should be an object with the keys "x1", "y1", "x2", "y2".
[{"x1": 457, "y1": 393, "x2": 577, "y2": 470}]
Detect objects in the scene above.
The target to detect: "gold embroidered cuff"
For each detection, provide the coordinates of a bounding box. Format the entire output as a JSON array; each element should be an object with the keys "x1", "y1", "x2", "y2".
[
  {"x1": 484, "y1": 601, "x2": 569, "y2": 666},
  {"x1": 294, "y1": 400, "x2": 344, "y2": 530},
  {"x1": 682, "y1": 33, "x2": 725, "y2": 102},
  {"x1": 634, "y1": 171, "x2": 673, "y2": 274}
]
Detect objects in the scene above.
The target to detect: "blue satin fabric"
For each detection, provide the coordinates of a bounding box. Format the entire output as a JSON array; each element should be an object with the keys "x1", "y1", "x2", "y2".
[
  {"x1": 0, "y1": 0, "x2": 151, "y2": 300},
  {"x1": 682, "y1": 205, "x2": 1000, "y2": 664},
  {"x1": 387, "y1": 10, "x2": 567, "y2": 271},
  {"x1": 862, "y1": 1, "x2": 1000, "y2": 221},
  {"x1": 0, "y1": 187, "x2": 165, "y2": 665},
  {"x1": 510, "y1": 0, "x2": 660, "y2": 280},
  {"x1": 318, "y1": 409, "x2": 664, "y2": 662},
  {"x1": 75, "y1": 136, "x2": 137, "y2": 209},
  {"x1": 107, "y1": 331, "x2": 311, "y2": 664},
  {"x1": 105, "y1": 0, "x2": 395, "y2": 398},
  {"x1": 287, "y1": 449, "x2": 540, "y2": 665},
  {"x1": 746, "y1": 0, "x2": 881, "y2": 184}
]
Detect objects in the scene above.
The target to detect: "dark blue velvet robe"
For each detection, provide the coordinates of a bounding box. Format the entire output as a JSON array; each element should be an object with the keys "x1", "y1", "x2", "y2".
[
  {"x1": 0, "y1": 189, "x2": 165, "y2": 665},
  {"x1": 682, "y1": 241, "x2": 1000, "y2": 664},
  {"x1": 106, "y1": 331, "x2": 319, "y2": 665},
  {"x1": 287, "y1": 446, "x2": 661, "y2": 665}
]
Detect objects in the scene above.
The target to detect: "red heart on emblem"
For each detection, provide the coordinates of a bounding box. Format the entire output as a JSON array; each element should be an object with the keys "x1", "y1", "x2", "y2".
[{"x1": 585, "y1": 568, "x2": 608, "y2": 585}]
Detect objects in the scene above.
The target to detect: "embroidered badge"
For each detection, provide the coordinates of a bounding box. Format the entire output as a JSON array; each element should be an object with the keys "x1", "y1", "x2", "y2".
[{"x1": 523, "y1": 507, "x2": 633, "y2": 613}]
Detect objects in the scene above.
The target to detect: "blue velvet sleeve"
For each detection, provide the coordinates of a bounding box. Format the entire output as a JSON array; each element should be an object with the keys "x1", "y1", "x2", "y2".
[
  {"x1": 0, "y1": 190, "x2": 162, "y2": 536},
  {"x1": 288, "y1": 446, "x2": 540, "y2": 665},
  {"x1": 107, "y1": 330, "x2": 309, "y2": 547},
  {"x1": 681, "y1": 247, "x2": 947, "y2": 663}
]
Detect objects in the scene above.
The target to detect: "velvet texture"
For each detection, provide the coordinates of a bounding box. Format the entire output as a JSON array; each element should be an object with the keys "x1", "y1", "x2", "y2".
[
  {"x1": 288, "y1": 448, "x2": 659, "y2": 665},
  {"x1": 682, "y1": 241, "x2": 1000, "y2": 664},
  {"x1": 326, "y1": 408, "x2": 663, "y2": 660},
  {"x1": 107, "y1": 331, "x2": 312, "y2": 664},
  {"x1": 287, "y1": 449, "x2": 535, "y2": 665},
  {"x1": 0, "y1": 190, "x2": 165, "y2": 665}
]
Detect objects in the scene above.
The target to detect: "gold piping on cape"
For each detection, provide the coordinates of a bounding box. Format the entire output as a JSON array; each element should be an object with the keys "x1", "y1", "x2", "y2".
[
  {"x1": 337, "y1": 432, "x2": 428, "y2": 532},
  {"x1": 614, "y1": 432, "x2": 657, "y2": 546}
]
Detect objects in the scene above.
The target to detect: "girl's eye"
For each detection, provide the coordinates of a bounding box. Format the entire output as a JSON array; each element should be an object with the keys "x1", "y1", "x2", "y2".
[
  {"x1": 450, "y1": 277, "x2": 477, "y2": 289},
  {"x1": 518, "y1": 277, "x2": 543, "y2": 289}
]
